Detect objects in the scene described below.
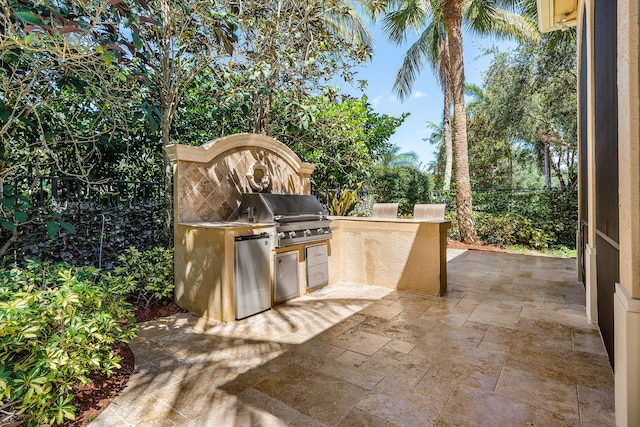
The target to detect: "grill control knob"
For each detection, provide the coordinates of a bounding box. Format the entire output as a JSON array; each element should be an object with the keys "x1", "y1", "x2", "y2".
[
  {"x1": 289, "y1": 231, "x2": 297, "y2": 238},
  {"x1": 317, "y1": 228, "x2": 324, "y2": 234},
  {"x1": 304, "y1": 229, "x2": 311, "y2": 237},
  {"x1": 278, "y1": 232, "x2": 286, "y2": 239}
]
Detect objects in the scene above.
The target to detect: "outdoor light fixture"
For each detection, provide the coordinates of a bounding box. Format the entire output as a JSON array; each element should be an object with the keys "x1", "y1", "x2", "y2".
[{"x1": 536, "y1": 0, "x2": 578, "y2": 33}]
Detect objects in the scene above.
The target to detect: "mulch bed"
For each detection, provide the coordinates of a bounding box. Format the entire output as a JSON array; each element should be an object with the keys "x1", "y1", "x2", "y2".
[
  {"x1": 447, "y1": 239, "x2": 508, "y2": 252},
  {"x1": 64, "y1": 302, "x2": 183, "y2": 427}
]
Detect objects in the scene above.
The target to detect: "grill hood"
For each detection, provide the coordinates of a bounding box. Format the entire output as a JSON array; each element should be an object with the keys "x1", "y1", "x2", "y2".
[{"x1": 238, "y1": 193, "x2": 328, "y2": 223}]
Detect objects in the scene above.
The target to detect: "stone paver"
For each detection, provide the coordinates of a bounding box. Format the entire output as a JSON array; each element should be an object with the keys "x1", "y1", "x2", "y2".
[{"x1": 92, "y1": 250, "x2": 615, "y2": 427}]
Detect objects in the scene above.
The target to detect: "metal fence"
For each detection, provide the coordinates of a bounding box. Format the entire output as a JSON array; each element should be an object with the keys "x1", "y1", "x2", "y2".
[{"x1": 7, "y1": 176, "x2": 164, "y2": 209}]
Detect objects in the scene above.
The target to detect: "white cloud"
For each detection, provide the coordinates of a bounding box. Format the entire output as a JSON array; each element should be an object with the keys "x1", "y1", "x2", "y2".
[
  {"x1": 370, "y1": 95, "x2": 383, "y2": 107},
  {"x1": 410, "y1": 90, "x2": 428, "y2": 100}
]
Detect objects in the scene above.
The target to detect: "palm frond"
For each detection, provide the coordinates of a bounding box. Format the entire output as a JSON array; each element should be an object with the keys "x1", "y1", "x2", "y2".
[
  {"x1": 392, "y1": 28, "x2": 435, "y2": 101},
  {"x1": 321, "y1": 2, "x2": 376, "y2": 51},
  {"x1": 381, "y1": 0, "x2": 428, "y2": 45},
  {"x1": 464, "y1": 2, "x2": 539, "y2": 43}
]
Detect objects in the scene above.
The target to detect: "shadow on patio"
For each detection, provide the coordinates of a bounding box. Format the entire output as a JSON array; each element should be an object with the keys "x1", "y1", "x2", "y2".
[{"x1": 91, "y1": 250, "x2": 615, "y2": 426}]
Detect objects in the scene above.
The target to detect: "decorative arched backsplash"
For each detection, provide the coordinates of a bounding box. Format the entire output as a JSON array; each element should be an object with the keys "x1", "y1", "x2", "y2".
[{"x1": 165, "y1": 133, "x2": 315, "y2": 223}]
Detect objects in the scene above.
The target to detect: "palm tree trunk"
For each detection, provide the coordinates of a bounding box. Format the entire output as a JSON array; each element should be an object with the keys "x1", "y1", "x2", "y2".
[
  {"x1": 443, "y1": 85, "x2": 453, "y2": 190},
  {"x1": 442, "y1": 0, "x2": 477, "y2": 243}
]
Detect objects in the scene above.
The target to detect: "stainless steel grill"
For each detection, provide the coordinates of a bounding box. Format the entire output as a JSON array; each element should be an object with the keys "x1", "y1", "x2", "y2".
[{"x1": 238, "y1": 193, "x2": 331, "y2": 247}]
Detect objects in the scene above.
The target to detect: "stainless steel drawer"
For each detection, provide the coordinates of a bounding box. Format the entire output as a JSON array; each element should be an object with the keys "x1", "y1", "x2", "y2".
[
  {"x1": 305, "y1": 243, "x2": 328, "y2": 267},
  {"x1": 307, "y1": 263, "x2": 328, "y2": 289}
]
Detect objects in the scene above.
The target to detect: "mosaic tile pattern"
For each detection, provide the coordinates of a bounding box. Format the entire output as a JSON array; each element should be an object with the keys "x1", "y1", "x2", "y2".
[
  {"x1": 177, "y1": 148, "x2": 311, "y2": 223},
  {"x1": 93, "y1": 251, "x2": 615, "y2": 426}
]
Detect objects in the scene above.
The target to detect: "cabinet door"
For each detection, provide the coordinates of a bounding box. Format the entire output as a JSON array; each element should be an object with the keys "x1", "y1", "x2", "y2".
[
  {"x1": 274, "y1": 251, "x2": 299, "y2": 303},
  {"x1": 234, "y1": 237, "x2": 271, "y2": 320}
]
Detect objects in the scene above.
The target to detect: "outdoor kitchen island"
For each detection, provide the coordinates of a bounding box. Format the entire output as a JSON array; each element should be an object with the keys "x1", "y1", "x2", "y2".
[{"x1": 328, "y1": 217, "x2": 450, "y2": 296}]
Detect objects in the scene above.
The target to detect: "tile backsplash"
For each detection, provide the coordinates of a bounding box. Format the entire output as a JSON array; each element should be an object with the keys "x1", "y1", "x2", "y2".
[{"x1": 176, "y1": 143, "x2": 312, "y2": 223}]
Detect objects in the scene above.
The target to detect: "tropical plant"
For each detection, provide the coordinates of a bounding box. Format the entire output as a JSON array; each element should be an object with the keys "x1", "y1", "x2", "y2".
[
  {"x1": 275, "y1": 93, "x2": 407, "y2": 190},
  {"x1": 468, "y1": 30, "x2": 577, "y2": 188},
  {"x1": 372, "y1": 164, "x2": 431, "y2": 215},
  {"x1": 125, "y1": 0, "x2": 237, "y2": 244},
  {"x1": 0, "y1": 0, "x2": 158, "y2": 257},
  {"x1": 378, "y1": 144, "x2": 422, "y2": 172},
  {"x1": 329, "y1": 184, "x2": 363, "y2": 216},
  {"x1": 0, "y1": 260, "x2": 137, "y2": 426},
  {"x1": 434, "y1": 187, "x2": 577, "y2": 247}
]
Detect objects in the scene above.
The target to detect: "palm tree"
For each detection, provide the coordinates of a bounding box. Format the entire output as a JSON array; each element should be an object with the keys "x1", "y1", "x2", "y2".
[
  {"x1": 425, "y1": 120, "x2": 448, "y2": 185},
  {"x1": 383, "y1": 3, "x2": 454, "y2": 190},
  {"x1": 379, "y1": 144, "x2": 422, "y2": 171},
  {"x1": 373, "y1": 0, "x2": 537, "y2": 243}
]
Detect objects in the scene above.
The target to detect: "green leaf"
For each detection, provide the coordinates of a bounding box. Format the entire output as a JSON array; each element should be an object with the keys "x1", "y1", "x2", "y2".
[
  {"x1": 0, "y1": 109, "x2": 10, "y2": 123},
  {"x1": 60, "y1": 221, "x2": 76, "y2": 234},
  {"x1": 103, "y1": 50, "x2": 115, "y2": 65},
  {"x1": 14, "y1": 9, "x2": 44, "y2": 25},
  {"x1": 132, "y1": 31, "x2": 143, "y2": 50},
  {"x1": 14, "y1": 211, "x2": 28, "y2": 223},
  {"x1": 0, "y1": 220, "x2": 14, "y2": 231},
  {"x1": 46, "y1": 222, "x2": 60, "y2": 237}
]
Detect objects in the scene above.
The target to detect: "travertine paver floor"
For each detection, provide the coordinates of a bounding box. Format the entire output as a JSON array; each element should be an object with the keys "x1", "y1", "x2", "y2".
[{"x1": 92, "y1": 250, "x2": 615, "y2": 426}]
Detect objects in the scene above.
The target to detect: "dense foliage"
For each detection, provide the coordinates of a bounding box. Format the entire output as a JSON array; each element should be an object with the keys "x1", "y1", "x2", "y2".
[
  {"x1": 1, "y1": 199, "x2": 164, "y2": 269},
  {"x1": 372, "y1": 165, "x2": 432, "y2": 215},
  {"x1": 428, "y1": 30, "x2": 577, "y2": 190},
  {"x1": 0, "y1": 261, "x2": 138, "y2": 426},
  {"x1": 174, "y1": 86, "x2": 408, "y2": 190},
  {"x1": 0, "y1": 244, "x2": 174, "y2": 426},
  {"x1": 434, "y1": 188, "x2": 577, "y2": 248},
  {"x1": 115, "y1": 246, "x2": 175, "y2": 308},
  {"x1": 278, "y1": 95, "x2": 408, "y2": 190}
]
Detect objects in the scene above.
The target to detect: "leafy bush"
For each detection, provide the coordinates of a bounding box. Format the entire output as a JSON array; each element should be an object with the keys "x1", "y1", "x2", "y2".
[
  {"x1": 433, "y1": 188, "x2": 577, "y2": 248},
  {"x1": 115, "y1": 246, "x2": 175, "y2": 308},
  {"x1": 372, "y1": 166, "x2": 431, "y2": 215},
  {"x1": 0, "y1": 260, "x2": 137, "y2": 426},
  {"x1": 475, "y1": 212, "x2": 555, "y2": 249},
  {"x1": 446, "y1": 211, "x2": 555, "y2": 249}
]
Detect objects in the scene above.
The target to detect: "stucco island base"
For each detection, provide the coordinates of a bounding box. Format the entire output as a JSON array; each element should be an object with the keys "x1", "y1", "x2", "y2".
[{"x1": 328, "y1": 217, "x2": 451, "y2": 296}]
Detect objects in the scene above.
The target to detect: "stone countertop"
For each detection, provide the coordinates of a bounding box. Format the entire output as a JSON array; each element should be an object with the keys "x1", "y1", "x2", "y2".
[
  {"x1": 328, "y1": 216, "x2": 450, "y2": 224},
  {"x1": 178, "y1": 221, "x2": 276, "y2": 229}
]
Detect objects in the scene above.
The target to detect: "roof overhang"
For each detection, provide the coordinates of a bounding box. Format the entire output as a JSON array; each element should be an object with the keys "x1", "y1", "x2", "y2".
[{"x1": 536, "y1": 0, "x2": 579, "y2": 33}]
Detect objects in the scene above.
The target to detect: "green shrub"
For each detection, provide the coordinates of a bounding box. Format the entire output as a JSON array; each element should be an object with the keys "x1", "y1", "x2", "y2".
[
  {"x1": 434, "y1": 188, "x2": 577, "y2": 248},
  {"x1": 475, "y1": 212, "x2": 555, "y2": 249},
  {"x1": 372, "y1": 166, "x2": 431, "y2": 215},
  {"x1": 115, "y1": 246, "x2": 174, "y2": 308},
  {"x1": 0, "y1": 260, "x2": 137, "y2": 426},
  {"x1": 1, "y1": 202, "x2": 165, "y2": 270},
  {"x1": 446, "y1": 211, "x2": 555, "y2": 249}
]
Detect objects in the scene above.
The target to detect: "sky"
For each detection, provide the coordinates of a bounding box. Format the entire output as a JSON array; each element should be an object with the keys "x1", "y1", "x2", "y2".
[{"x1": 339, "y1": 23, "x2": 516, "y2": 168}]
